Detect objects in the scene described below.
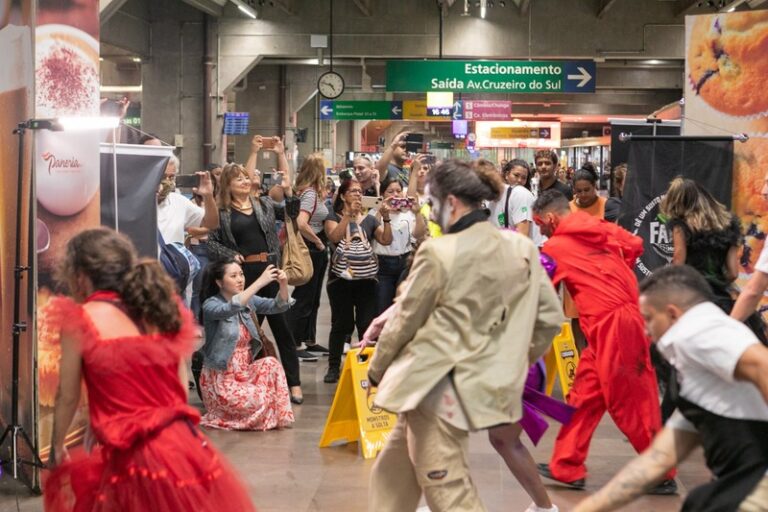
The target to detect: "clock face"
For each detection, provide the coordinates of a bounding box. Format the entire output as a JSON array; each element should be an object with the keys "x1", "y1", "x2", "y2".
[{"x1": 318, "y1": 71, "x2": 344, "y2": 99}]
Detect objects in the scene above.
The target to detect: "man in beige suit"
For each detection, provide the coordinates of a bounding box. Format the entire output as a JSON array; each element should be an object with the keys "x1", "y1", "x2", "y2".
[{"x1": 366, "y1": 160, "x2": 564, "y2": 512}]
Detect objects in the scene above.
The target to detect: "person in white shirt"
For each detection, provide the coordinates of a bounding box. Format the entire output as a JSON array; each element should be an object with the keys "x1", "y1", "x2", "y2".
[
  {"x1": 574, "y1": 265, "x2": 768, "y2": 512},
  {"x1": 371, "y1": 178, "x2": 426, "y2": 313},
  {"x1": 157, "y1": 154, "x2": 219, "y2": 244}
]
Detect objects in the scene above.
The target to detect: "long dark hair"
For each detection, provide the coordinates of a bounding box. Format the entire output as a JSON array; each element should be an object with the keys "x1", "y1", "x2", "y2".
[
  {"x1": 503, "y1": 159, "x2": 532, "y2": 190},
  {"x1": 199, "y1": 259, "x2": 239, "y2": 322},
  {"x1": 56, "y1": 228, "x2": 182, "y2": 333},
  {"x1": 333, "y1": 177, "x2": 361, "y2": 214}
]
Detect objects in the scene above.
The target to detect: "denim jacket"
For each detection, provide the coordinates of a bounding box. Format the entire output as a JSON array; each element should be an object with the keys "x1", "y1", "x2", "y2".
[{"x1": 201, "y1": 292, "x2": 292, "y2": 370}]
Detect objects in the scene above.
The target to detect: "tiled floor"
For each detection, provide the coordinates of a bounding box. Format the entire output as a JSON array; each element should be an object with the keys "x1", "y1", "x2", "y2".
[{"x1": 0, "y1": 291, "x2": 710, "y2": 511}]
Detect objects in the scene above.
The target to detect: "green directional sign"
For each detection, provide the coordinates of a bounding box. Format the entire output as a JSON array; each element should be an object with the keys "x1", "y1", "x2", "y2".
[
  {"x1": 319, "y1": 100, "x2": 403, "y2": 120},
  {"x1": 386, "y1": 60, "x2": 596, "y2": 94}
]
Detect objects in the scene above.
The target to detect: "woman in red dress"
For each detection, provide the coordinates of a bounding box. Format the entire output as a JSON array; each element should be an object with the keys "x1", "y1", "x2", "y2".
[{"x1": 44, "y1": 228, "x2": 256, "y2": 512}]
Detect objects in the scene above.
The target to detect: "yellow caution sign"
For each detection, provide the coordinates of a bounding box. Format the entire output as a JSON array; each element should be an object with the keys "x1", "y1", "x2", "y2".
[
  {"x1": 319, "y1": 348, "x2": 396, "y2": 459},
  {"x1": 544, "y1": 322, "x2": 580, "y2": 397}
]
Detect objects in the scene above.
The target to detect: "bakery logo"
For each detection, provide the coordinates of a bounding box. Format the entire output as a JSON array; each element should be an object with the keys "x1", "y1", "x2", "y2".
[
  {"x1": 631, "y1": 194, "x2": 673, "y2": 276},
  {"x1": 42, "y1": 151, "x2": 82, "y2": 175}
]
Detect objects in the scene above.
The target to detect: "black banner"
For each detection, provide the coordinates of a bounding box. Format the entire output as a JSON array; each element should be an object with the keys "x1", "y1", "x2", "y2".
[
  {"x1": 618, "y1": 140, "x2": 733, "y2": 278},
  {"x1": 100, "y1": 144, "x2": 170, "y2": 257}
]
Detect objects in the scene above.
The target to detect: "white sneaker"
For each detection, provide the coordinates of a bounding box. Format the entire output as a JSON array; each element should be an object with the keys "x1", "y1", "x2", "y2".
[
  {"x1": 342, "y1": 342, "x2": 351, "y2": 354},
  {"x1": 524, "y1": 504, "x2": 558, "y2": 512}
]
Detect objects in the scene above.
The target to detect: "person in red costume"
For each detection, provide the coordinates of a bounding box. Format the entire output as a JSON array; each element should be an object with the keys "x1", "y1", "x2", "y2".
[{"x1": 531, "y1": 190, "x2": 677, "y2": 495}]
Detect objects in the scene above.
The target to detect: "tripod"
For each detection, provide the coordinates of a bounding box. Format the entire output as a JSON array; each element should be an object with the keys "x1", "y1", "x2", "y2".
[{"x1": 0, "y1": 121, "x2": 45, "y2": 491}]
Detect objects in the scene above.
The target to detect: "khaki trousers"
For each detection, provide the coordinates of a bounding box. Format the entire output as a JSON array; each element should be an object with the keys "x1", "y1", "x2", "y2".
[
  {"x1": 368, "y1": 405, "x2": 486, "y2": 512},
  {"x1": 740, "y1": 474, "x2": 768, "y2": 512}
]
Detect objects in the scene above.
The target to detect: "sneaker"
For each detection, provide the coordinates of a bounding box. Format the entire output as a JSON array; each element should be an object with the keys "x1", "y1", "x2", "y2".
[
  {"x1": 297, "y1": 349, "x2": 319, "y2": 362},
  {"x1": 305, "y1": 343, "x2": 330, "y2": 356},
  {"x1": 323, "y1": 367, "x2": 340, "y2": 384},
  {"x1": 647, "y1": 479, "x2": 678, "y2": 495},
  {"x1": 343, "y1": 342, "x2": 351, "y2": 355},
  {"x1": 537, "y1": 463, "x2": 586, "y2": 490}
]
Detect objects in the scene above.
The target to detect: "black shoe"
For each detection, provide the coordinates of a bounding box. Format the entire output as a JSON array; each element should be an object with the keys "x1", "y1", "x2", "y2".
[
  {"x1": 297, "y1": 349, "x2": 319, "y2": 362},
  {"x1": 305, "y1": 343, "x2": 330, "y2": 356},
  {"x1": 647, "y1": 479, "x2": 677, "y2": 495},
  {"x1": 537, "y1": 463, "x2": 586, "y2": 490},
  {"x1": 290, "y1": 394, "x2": 304, "y2": 405},
  {"x1": 323, "y1": 367, "x2": 340, "y2": 384}
]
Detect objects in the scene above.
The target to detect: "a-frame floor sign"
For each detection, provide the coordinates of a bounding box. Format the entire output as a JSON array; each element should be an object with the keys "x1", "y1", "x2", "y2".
[
  {"x1": 544, "y1": 322, "x2": 580, "y2": 398},
  {"x1": 319, "y1": 348, "x2": 396, "y2": 459}
]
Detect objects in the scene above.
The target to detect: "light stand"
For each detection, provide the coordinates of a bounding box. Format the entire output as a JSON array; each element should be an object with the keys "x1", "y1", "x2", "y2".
[{"x1": 0, "y1": 119, "x2": 59, "y2": 491}]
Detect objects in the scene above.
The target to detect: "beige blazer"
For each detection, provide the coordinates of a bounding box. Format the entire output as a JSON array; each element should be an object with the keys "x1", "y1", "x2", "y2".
[{"x1": 369, "y1": 221, "x2": 563, "y2": 431}]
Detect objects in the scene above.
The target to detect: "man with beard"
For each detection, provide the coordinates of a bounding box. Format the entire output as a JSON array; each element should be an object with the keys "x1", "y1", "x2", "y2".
[
  {"x1": 535, "y1": 150, "x2": 573, "y2": 201},
  {"x1": 376, "y1": 132, "x2": 411, "y2": 190},
  {"x1": 157, "y1": 154, "x2": 218, "y2": 245},
  {"x1": 531, "y1": 190, "x2": 676, "y2": 495}
]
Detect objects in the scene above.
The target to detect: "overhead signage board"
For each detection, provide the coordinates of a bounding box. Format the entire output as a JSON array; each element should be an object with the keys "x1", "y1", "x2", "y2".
[
  {"x1": 387, "y1": 60, "x2": 596, "y2": 94},
  {"x1": 463, "y1": 100, "x2": 512, "y2": 121},
  {"x1": 402, "y1": 100, "x2": 450, "y2": 121},
  {"x1": 319, "y1": 100, "x2": 403, "y2": 120},
  {"x1": 477, "y1": 121, "x2": 561, "y2": 149}
]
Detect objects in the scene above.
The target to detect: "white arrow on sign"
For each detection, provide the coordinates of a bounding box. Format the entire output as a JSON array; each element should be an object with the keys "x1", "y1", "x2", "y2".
[
  {"x1": 391, "y1": 105, "x2": 402, "y2": 116},
  {"x1": 320, "y1": 105, "x2": 333, "y2": 116},
  {"x1": 567, "y1": 66, "x2": 592, "y2": 88}
]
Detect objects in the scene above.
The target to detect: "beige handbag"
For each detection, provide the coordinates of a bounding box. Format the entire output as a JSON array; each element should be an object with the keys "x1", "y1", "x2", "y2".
[{"x1": 282, "y1": 216, "x2": 314, "y2": 286}]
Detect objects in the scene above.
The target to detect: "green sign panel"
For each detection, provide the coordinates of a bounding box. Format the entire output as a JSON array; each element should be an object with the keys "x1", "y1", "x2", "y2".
[
  {"x1": 386, "y1": 60, "x2": 596, "y2": 94},
  {"x1": 319, "y1": 100, "x2": 403, "y2": 120}
]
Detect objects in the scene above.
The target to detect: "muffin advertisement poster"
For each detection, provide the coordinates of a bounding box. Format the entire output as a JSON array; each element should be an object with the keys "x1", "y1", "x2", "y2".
[
  {"x1": 34, "y1": 0, "x2": 101, "y2": 462},
  {"x1": 0, "y1": 0, "x2": 34, "y2": 482},
  {"x1": 685, "y1": 11, "x2": 768, "y2": 317}
]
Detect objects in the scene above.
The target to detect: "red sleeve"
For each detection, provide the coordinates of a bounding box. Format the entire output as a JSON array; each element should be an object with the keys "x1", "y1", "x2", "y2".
[
  {"x1": 541, "y1": 239, "x2": 567, "y2": 288},
  {"x1": 605, "y1": 221, "x2": 643, "y2": 267}
]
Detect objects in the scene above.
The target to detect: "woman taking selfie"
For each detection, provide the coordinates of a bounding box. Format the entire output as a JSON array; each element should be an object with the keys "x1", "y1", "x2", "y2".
[
  {"x1": 207, "y1": 160, "x2": 305, "y2": 404},
  {"x1": 199, "y1": 260, "x2": 294, "y2": 431},
  {"x1": 44, "y1": 229, "x2": 255, "y2": 512},
  {"x1": 373, "y1": 177, "x2": 426, "y2": 313},
  {"x1": 322, "y1": 177, "x2": 392, "y2": 384}
]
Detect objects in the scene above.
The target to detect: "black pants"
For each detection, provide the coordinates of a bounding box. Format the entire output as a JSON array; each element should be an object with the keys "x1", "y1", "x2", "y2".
[
  {"x1": 243, "y1": 262, "x2": 300, "y2": 387},
  {"x1": 326, "y1": 278, "x2": 377, "y2": 370},
  {"x1": 287, "y1": 245, "x2": 328, "y2": 345},
  {"x1": 375, "y1": 254, "x2": 409, "y2": 314}
]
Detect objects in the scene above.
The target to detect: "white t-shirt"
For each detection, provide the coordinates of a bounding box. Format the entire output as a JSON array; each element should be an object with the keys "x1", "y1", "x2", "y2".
[
  {"x1": 755, "y1": 243, "x2": 768, "y2": 275},
  {"x1": 372, "y1": 210, "x2": 416, "y2": 256},
  {"x1": 157, "y1": 192, "x2": 205, "y2": 244},
  {"x1": 657, "y1": 301, "x2": 768, "y2": 422},
  {"x1": 488, "y1": 184, "x2": 534, "y2": 229}
]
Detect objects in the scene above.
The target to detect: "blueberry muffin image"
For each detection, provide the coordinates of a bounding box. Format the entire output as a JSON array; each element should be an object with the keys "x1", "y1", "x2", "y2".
[{"x1": 688, "y1": 12, "x2": 768, "y2": 117}]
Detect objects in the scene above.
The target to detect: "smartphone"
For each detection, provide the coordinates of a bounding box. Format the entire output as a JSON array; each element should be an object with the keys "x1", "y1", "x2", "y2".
[
  {"x1": 404, "y1": 133, "x2": 424, "y2": 153},
  {"x1": 361, "y1": 196, "x2": 383, "y2": 210},
  {"x1": 423, "y1": 153, "x2": 437, "y2": 165},
  {"x1": 267, "y1": 253, "x2": 280, "y2": 268},
  {"x1": 391, "y1": 197, "x2": 414, "y2": 210},
  {"x1": 260, "y1": 136, "x2": 276, "y2": 150},
  {"x1": 175, "y1": 174, "x2": 200, "y2": 189}
]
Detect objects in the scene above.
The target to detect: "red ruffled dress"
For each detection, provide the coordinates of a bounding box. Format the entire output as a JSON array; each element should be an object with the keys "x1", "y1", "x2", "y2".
[{"x1": 43, "y1": 292, "x2": 257, "y2": 512}]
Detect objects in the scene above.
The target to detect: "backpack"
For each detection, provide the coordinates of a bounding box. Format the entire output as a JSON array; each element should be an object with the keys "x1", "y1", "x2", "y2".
[
  {"x1": 158, "y1": 231, "x2": 200, "y2": 293},
  {"x1": 330, "y1": 223, "x2": 378, "y2": 280}
]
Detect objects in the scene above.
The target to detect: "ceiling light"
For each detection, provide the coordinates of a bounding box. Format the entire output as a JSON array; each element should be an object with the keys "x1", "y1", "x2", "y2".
[
  {"x1": 231, "y1": 0, "x2": 257, "y2": 18},
  {"x1": 131, "y1": 57, "x2": 141, "y2": 63}
]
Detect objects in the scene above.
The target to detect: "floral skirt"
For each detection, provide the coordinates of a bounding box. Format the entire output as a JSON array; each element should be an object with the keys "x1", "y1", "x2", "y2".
[{"x1": 200, "y1": 328, "x2": 294, "y2": 431}]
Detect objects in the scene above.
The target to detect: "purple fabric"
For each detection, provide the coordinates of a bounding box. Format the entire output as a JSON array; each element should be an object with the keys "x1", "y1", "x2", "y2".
[
  {"x1": 520, "y1": 360, "x2": 576, "y2": 445},
  {"x1": 539, "y1": 253, "x2": 557, "y2": 280}
]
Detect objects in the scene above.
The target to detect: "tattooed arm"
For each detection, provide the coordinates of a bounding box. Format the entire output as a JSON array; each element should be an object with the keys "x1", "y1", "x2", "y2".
[{"x1": 573, "y1": 426, "x2": 700, "y2": 512}]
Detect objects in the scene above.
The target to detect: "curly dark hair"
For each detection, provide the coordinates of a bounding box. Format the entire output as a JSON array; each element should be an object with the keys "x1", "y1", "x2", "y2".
[{"x1": 56, "y1": 228, "x2": 182, "y2": 333}]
